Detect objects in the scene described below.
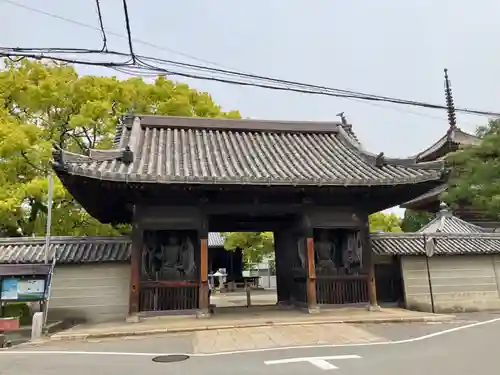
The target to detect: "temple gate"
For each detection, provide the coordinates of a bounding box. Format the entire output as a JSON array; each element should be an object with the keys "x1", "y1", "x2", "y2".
[{"x1": 52, "y1": 114, "x2": 445, "y2": 317}]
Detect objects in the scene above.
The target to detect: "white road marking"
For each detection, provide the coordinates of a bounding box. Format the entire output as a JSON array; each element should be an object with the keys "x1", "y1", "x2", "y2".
[
  {"x1": 309, "y1": 359, "x2": 338, "y2": 370},
  {"x1": 1, "y1": 316, "x2": 500, "y2": 358},
  {"x1": 265, "y1": 355, "x2": 361, "y2": 370}
]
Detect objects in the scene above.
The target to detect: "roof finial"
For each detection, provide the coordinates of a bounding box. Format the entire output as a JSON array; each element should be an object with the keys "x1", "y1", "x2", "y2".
[
  {"x1": 375, "y1": 152, "x2": 386, "y2": 168},
  {"x1": 127, "y1": 103, "x2": 137, "y2": 117},
  {"x1": 438, "y1": 201, "x2": 452, "y2": 217},
  {"x1": 336, "y1": 112, "x2": 348, "y2": 125},
  {"x1": 444, "y1": 68, "x2": 457, "y2": 130}
]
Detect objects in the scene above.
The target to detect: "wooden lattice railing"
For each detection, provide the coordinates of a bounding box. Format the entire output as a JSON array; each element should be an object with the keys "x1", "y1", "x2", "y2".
[
  {"x1": 316, "y1": 275, "x2": 368, "y2": 305},
  {"x1": 139, "y1": 281, "x2": 199, "y2": 311}
]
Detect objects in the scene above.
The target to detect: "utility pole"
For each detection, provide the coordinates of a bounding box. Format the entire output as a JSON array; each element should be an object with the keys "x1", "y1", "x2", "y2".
[
  {"x1": 44, "y1": 172, "x2": 54, "y2": 264},
  {"x1": 43, "y1": 172, "x2": 54, "y2": 329}
]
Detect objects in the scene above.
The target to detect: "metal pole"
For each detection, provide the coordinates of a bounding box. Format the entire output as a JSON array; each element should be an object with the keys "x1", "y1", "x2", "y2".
[
  {"x1": 43, "y1": 172, "x2": 54, "y2": 329},
  {"x1": 425, "y1": 255, "x2": 435, "y2": 313},
  {"x1": 43, "y1": 254, "x2": 56, "y2": 329},
  {"x1": 44, "y1": 172, "x2": 54, "y2": 265},
  {"x1": 267, "y1": 260, "x2": 271, "y2": 289}
]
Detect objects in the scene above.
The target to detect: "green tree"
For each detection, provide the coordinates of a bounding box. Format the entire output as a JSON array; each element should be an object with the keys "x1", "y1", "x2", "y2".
[
  {"x1": 369, "y1": 212, "x2": 402, "y2": 232},
  {"x1": 0, "y1": 59, "x2": 240, "y2": 237},
  {"x1": 222, "y1": 232, "x2": 274, "y2": 267},
  {"x1": 445, "y1": 119, "x2": 500, "y2": 218},
  {"x1": 400, "y1": 209, "x2": 432, "y2": 232}
]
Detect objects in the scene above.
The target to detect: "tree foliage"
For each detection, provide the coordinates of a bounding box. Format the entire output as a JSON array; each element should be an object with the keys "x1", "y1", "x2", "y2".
[
  {"x1": 0, "y1": 59, "x2": 240, "y2": 237},
  {"x1": 368, "y1": 212, "x2": 402, "y2": 232},
  {"x1": 445, "y1": 119, "x2": 500, "y2": 218},
  {"x1": 222, "y1": 232, "x2": 274, "y2": 266},
  {"x1": 400, "y1": 209, "x2": 432, "y2": 232}
]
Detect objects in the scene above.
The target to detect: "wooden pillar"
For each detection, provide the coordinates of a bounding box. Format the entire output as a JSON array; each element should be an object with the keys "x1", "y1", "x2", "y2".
[
  {"x1": 367, "y1": 257, "x2": 379, "y2": 309},
  {"x1": 128, "y1": 218, "x2": 142, "y2": 315},
  {"x1": 273, "y1": 230, "x2": 288, "y2": 304},
  {"x1": 361, "y1": 217, "x2": 380, "y2": 311},
  {"x1": 305, "y1": 236, "x2": 318, "y2": 311},
  {"x1": 198, "y1": 224, "x2": 210, "y2": 317}
]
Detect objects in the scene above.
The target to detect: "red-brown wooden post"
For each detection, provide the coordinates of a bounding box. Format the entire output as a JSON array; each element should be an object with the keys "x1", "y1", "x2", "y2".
[
  {"x1": 198, "y1": 222, "x2": 210, "y2": 317},
  {"x1": 306, "y1": 236, "x2": 318, "y2": 312}
]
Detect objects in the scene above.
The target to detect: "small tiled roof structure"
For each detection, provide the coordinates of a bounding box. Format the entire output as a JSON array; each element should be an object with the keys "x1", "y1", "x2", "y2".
[
  {"x1": 52, "y1": 115, "x2": 444, "y2": 187},
  {"x1": 0, "y1": 232, "x2": 226, "y2": 265},
  {"x1": 372, "y1": 233, "x2": 500, "y2": 256},
  {"x1": 418, "y1": 203, "x2": 489, "y2": 233},
  {"x1": 372, "y1": 204, "x2": 500, "y2": 256}
]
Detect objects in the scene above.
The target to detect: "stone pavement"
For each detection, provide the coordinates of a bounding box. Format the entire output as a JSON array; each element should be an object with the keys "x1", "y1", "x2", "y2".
[
  {"x1": 192, "y1": 323, "x2": 382, "y2": 353},
  {"x1": 210, "y1": 289, "x2": 278, "y2": 307},
  {"x1": 49, "y1": 306, "x2": 455, "y2": 342}
]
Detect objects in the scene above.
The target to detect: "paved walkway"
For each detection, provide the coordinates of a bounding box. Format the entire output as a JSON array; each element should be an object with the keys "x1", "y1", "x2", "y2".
[
  {"x1": 49, "y1": 307, "x2": 454, "y2": 342},
  {"x1": 210, "y1": 289, "x2": 277, "y2": 307},
  {"x1": 192, "y1": 323, "x2": 382, "y2": 353}
]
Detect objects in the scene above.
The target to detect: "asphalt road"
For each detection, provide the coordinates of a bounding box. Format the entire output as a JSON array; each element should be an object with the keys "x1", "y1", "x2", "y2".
[{"x1": 1, "y1": 313, "x2": 499, "y2": 375}]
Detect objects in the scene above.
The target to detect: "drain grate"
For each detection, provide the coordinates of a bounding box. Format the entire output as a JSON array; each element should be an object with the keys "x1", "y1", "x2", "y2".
[{"x1": 152, "y1": 355, "x2": 190, "y2": 363}]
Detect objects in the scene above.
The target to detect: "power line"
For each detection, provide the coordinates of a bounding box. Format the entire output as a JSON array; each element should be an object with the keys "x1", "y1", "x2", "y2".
[
  {"x1": 0, "y1": 0, "x2": 482, "y2": 115},
  {"x1": 3, "y1": 46, "x2": 500, "y2": 118},
  {"x1": 130, "y1": 56, "x2": 500, "y2": 117},
  {"x1": 94, "y1": 0, "x2": 107, "y2": 51},
  {"x1": 0, "y1": 0, "x2": 238, "y2": 70},
  {"x1": 121, "y1": 0, "x2": 135, "y2": 63},
  {"x1": 111, "y1": 62, "x2": 500, "y2": 117},
  {"x1": 0, "y1": 49, "x2": 130, "y2": 67},
  {"x1": 1, "y1": 0, "x2": 499, "y2": 118}
]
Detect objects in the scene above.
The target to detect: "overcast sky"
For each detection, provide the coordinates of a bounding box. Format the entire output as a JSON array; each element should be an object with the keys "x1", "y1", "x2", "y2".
[{"x1": 2, "y1": 0, "x2": 498, "y2": 216}]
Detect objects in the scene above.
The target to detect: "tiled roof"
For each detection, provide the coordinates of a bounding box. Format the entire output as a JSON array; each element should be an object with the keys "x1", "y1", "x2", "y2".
[
  {"x1": 208, "y1": 232, "x2": 225, "y2": 247},
  {"x1": 0, "y1": 237, "x2": 131, "y2": 264},
  {"x1": 401, "y1": 184, "x2": 447, "y2": 209},
  {"x1": 418, "y1": 206, "x2": 489, "y2": 234},
  {"x1": 402, "y1": 127, "x2": 478, "y2": 209},
  {"x1": 53, "y1": 115, "x2": 444, "y2": 187},
  {"x1": 372, "y1": 233, "x2": 425, "y2": 256},
  {"x1": 372, "y1": 232, "x2": 500, "y2": 256},
  {"x1": 373, "y1": 206, "x2": 500, "y2": 256},
  {"x1": 0, "y1": 233, "x2": 227, "y2": 264},
  {"x1": 2, "y1": 230, "x2": 498, "y2": 264},
  {"x1": 415, "y1": 127, "x2": 479, "y2": 163}
]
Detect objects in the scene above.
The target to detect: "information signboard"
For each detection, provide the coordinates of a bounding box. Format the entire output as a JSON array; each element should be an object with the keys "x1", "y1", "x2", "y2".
[
  {"x1": 1, "y1": 279, "x2": 18, "y2": 300},
  {"x1": 1, "y1": 278, "x2": 46, "y2": 301}
]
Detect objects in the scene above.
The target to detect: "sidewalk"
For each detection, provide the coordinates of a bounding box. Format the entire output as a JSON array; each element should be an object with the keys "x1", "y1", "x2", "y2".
[{"x1": 50, "y1": 306, "x2": 455, "y2": 341}]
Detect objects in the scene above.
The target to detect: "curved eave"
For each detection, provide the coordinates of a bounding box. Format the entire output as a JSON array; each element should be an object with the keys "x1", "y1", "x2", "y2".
[
  {"x1": 400, "y1": 184, "x2": 448, "y2": 211},
  {"x1": 53, "y1": 159, "x2": 444, "y2": 187},
  {"x1": 335, "y1": 125, "x2": 443, "y2": 169},
  {"x1": 415, "y1": 128, "x2": 479, "y2": 163},
  {"x1": 54, "y1": 166, "x2": 133, "y2": 224}
]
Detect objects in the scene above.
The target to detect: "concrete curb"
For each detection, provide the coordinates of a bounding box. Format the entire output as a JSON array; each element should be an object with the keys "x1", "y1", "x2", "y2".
[{"x1": 49, "y1": 314, "x2": 456, "y2": 341}]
